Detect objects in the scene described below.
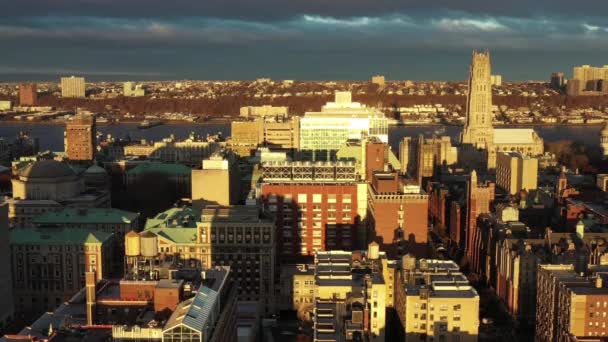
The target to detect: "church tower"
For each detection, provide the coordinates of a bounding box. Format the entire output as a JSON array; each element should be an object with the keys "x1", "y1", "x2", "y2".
[{"x1": 461, "y1": 50, "x2": 494, "y2": 149}]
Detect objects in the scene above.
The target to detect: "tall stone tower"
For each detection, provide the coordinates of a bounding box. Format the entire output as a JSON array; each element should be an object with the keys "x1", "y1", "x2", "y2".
[
  {"x1": 461, "y1": 50, "x2": 494, "y2": 148},
  {"x1": 460, "y1": 50, "x2": 496, "y2": 170},
  {"x1": 601, "y1": 122, "x2": 608, "y2": 158}
]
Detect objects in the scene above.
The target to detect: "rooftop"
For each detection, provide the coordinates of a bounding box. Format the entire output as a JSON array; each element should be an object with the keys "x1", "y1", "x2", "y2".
[
  {"x1": 493, "y1": 128, "x2": 538, "y2": 145},
  {"x1": 33, "y1": 208, "x2": 139, "y2": 225},
  {"x1": 10, "y1": 227, "x2": 113, "y2": 245},
  {"x1": 127, "y1": 162, "x2": 191, "y2": 176},
  {"x1": 18, "y1": 160, "x2": 76, "y2": 179}
]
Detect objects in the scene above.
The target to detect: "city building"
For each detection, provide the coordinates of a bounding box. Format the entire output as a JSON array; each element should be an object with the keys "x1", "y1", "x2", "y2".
[
  {"x1": 123, "y1": 82, "x2": 145, "y2": 97},
  {"x1": 313, "y1": 244, "x2": 395, "y2": 342},
  {"x1": 465, "y1": 171, "x2": 495, "y2": 265},
  {"x1": 162, "y1": 268, "x2": 238, "y2": 342},
  {"x1": 535, "y1": 264, "x2": 608, "y2": 342},
  {"x1": 122, "y1": 133, "x2": 220, "y2": 167},
  {"x1": 394, "y1": 256, "x2": 480, "y2": 341},
  {"x1": 371, "y1": 75, "x2": 386, "y2": 87},
  {"x1": 496, "y1": 152, "x2": 538, "y2": 195},
  {"x1": 8, "y1": 160, "x2": 111, "y2": 228},
  {"x1": 259, "y1": 161, "x2": 366, "y2": 257},
  {"x1": 601, "y1": 123, "x2": 608, "y2": 158},
  {"x1": 191, "y1": 150, "x2": 241, "y2": 205},
  {"x1": 143, "y1": 205, "x2": 276, "y2": 313},
  {"x1": 19, "y1": 83, "x2": 37, "y2": 106},
  {"x1": 32, "y1": 207, "x2": 139, "y2": 266},
  {"x1": 10, "y1": 227, "x2": 113, "y2": 316},
  {"x1": 568, "y1": 65, "x2": 608, "y2": 96},
  {"x1": 60, "y1": 76, "x2": 85, "y2": 98},
  {"x1": 125, "y1": 162, "x2": 192, "y2": 199},
  {"x1": 400, "y1": 135, "x2": 457, "y2": 181},
  {"x1": 300, "y1": 91, "x2": 388, "y2": 161},
  {"x1": 367, "y1": 168, "x2": 429, "y2": 258},
  {"x1": 231, "y1": 116, "x2": 301, "y2": 157},
  {"x1": 460, "y1": 50, "x2": 543, "y2": 170},
  {"x1": 490, "y1": 74, "x2": 502, "y2": 86},
  {"x1": 0, "y1": 203, "x2": 14, "y2": 330},
  {"x1": 551, "y1": 72, "x2": 565, "y2": 90},
  {"x1": 597, "y1": 174, "x2": 608, "y2": 192},
  {"x1": 65, "y1": 112, "x2": 96, "y2": 161},
  {"x1": 278, "y1": 264, "x2": 315, "y2": 315},
  {"x1": 240, "y1": 105, "x2": 288, "y2": 119}
]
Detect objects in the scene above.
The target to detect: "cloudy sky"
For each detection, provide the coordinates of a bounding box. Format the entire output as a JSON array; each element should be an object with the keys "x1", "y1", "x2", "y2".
[{"x1": 1, "y1": 0, "x2": 607, "y2": 81}]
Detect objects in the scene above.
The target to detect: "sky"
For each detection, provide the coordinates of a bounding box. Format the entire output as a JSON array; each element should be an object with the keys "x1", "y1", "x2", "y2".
[{"x1": 1, "y1": 0, "x2": 608, "y2": 82}]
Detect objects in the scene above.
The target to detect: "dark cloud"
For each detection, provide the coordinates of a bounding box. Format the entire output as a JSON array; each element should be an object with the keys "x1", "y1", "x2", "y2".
[
  {"x1": 2, "y1": 0, "x2": 608, "y2": 21},
  {"x1": 1, "y1": 1, "x2": 608, "y2": 81}
]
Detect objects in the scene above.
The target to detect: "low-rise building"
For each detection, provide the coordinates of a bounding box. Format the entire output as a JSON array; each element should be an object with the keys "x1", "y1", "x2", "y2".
[
  {"x1": 535, "y1": 264, "x2": 608, "y2": 342},
  {"x1": 313, "y1": 243, "x2": 395, "y2": 342},
  {"x1": 10, "y1": 227, "x2": 114, "y2": 316},
  {"x1": 395, "y1": 256, "x2": 480, "y2": 341},
  {"x1": 143, "y1": 205, "x2": 276, "y2": 313}
]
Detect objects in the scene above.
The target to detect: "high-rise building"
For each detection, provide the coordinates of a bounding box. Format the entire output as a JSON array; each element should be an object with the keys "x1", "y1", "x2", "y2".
[
  {"x1": 551, "y1": 72, "x2": 565, "y2": 90},
  {"x1": 394, "y1": 256, "x2": 480, "y2": 341},
  {"x1": 465, "y1": 171, "x2": 494, "y2": 266},
  {"x1": 460, "y1": 50, "x2": 543, "y2": 170},
  {"x1": 0, "y1": 203, "x2": 14, "y2": 328},
  {"x1": 60, "y1": 76, "x2": 86, "y2": 98},
  {"x1": 300, "y1": 91, "x2": 388, "y2": 161},
  {"x1": 569, "y1": 65, "x2": 608, "y2": 95},
  {"x1": 65, "y1": 112, "x2": 96, "y2": 161},
  {"x1": 496, "y1": 152, "x2": 538, "y2": 195},
  {"x1": 461, "y1": 51, "x2": 494, "y2": 152},
  {"x1": 19, "y1": 83, "x2": 37, "y2": 106},
  {"x1": 260, "y1": 161, "x2": 365, "y2": 257}
]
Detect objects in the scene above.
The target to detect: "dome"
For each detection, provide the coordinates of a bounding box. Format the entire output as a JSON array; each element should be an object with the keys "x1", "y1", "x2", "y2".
[
  {"x1": 18, "y1": 160, "x2": 76, "y2": 179},
  {"x1": 84, "y1": 164, "x2": 107, "y2": 175}
]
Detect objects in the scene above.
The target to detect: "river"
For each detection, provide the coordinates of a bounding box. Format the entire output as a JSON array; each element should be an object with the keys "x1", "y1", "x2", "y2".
[{"x1": 0, "y1": 122, "x2": 602, "y2": 153}]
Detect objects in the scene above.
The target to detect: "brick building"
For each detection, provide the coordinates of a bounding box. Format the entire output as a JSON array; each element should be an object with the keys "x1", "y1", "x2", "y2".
[
  {"x1": 260, "y1": 161, "x2": 366, "y2": 257},
  {"x1": 65, "y1": 112, "x2": 96, "y2": 161},
  {"x1": 19, "y1": 83, "x2": 37, "y2": 106},
  {"x1": 367, "y1": 169, "x2": 429, "y2": 258}
]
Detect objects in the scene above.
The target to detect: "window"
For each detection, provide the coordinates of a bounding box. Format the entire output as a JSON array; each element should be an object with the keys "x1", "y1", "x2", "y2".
[
  {"x1": 298, "y1": 194, "x2": 307, "y2": 203},
  {"x1": 312, "y1": 194, "x2": 322, "y2": 203}
]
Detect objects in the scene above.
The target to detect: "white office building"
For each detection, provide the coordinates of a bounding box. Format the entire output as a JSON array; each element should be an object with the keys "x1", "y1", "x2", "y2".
[{"x1": 300, "y1": 91, "x2": 388, "y2": 161}]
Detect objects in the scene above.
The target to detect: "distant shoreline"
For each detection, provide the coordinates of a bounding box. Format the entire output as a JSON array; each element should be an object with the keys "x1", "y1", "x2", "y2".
[
  {"x1": 0, "y1": 119, "x2": 604, "y2": 128},
  {"x1": 0, "y1": 119, "x2": 231, "y2": 126}
]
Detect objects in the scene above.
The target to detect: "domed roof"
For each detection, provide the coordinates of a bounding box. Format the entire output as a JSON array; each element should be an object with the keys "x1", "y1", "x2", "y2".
[
  {"x1": 84, "y1": 164, "x2": 107, "y2": 175},
  {"x1": 19, "y1": 160, "x2": 76, "y2": 179}
]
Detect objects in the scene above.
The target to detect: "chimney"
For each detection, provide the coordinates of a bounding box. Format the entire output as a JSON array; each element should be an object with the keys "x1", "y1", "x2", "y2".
[{"x1": 85, "y1": 270, "x2": 96, "y2": 326}]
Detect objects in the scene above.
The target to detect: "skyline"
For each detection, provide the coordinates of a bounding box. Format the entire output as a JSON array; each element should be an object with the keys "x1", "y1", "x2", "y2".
[{"x1": 1, "y1": 1, "x2": 608, "y2": 81}]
